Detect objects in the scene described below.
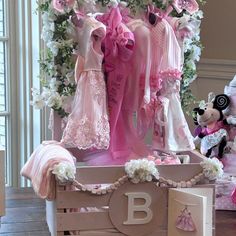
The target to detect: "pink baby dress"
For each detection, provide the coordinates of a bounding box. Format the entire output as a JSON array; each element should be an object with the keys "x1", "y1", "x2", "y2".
[
  {"x1": 126, "y1": 9, "x2": 194, "y2": 152},
  {"x1": 61, "y1": 16, "x2": 110, "y2": 150},
  {"x1": 149, "y1": 12, "x2": 194, "y2": 151},
  {"x1": 97, "y1": 7, "x2": 137, "y2": 160}
]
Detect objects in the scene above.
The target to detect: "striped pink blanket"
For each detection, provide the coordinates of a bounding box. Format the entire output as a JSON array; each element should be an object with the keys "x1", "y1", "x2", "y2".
[{"x1": 21, "y1": 141, "x2": 75, "y2": 200}]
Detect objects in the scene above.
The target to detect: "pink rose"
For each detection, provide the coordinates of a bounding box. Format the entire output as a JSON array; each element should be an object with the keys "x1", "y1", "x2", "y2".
[
  {"x1": 172, "y1": 0, "x2": 199, "y2": 14},
  {"x1": 52, "y1": 0, "x2": 75, "y2": 13}
]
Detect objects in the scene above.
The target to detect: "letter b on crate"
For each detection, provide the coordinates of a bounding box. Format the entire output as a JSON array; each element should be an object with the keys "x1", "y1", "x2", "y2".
[
  {"x1": 109, "y1": 182, "x2": 167, "y2": 236},
  {"x1": 123, "y1": 192, "x2": 153, "y2": 225}
]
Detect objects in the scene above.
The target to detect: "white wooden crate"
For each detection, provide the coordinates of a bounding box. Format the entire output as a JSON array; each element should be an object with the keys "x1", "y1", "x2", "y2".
[{"x1": 46, "y1": 151, "x2": 215, "y2": 236}]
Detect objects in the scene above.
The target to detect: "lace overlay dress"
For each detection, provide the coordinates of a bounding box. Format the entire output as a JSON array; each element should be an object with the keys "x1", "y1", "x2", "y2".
[{"x1": 61, "y1": 16, "x2": 110, "y2": 150}]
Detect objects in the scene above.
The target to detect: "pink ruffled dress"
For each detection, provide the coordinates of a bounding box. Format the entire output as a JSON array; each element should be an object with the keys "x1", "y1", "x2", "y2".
[{"x1": 61, "y1": 16, "x2": 110, "y2": 150}]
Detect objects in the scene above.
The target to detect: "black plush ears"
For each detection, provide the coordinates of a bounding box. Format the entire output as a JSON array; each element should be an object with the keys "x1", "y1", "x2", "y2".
[
  {"x1": 192, "y1": 108, "x2": 200, "y2": 125},
  {"x1": 213, "y1": 94, "x2": 230, "y2": 111}
]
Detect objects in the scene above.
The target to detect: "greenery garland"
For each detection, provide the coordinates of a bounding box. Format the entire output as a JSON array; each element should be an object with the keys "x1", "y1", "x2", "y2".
[{"x1": 32, "y1": 0, "x2": 206, "y2": 117}]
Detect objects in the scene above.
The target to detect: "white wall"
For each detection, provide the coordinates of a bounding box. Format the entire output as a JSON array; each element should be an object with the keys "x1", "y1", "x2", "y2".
[{"x1": 187, "y1": 1, "x2": 236, "y2": 131}]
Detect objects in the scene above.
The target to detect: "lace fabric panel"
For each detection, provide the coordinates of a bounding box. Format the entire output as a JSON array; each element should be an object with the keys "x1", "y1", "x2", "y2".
[
  {"x1": 62, "y1": 115, "x2": 110, "y2": 150},
  {"x1": 61, "y1": 70, "x2": 110, "y2": 150}
]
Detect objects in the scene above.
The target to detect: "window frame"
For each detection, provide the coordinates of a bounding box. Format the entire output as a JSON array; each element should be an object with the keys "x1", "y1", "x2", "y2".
[{"x1": 0, "y1": 0, "x2": 15, "y2": 186}]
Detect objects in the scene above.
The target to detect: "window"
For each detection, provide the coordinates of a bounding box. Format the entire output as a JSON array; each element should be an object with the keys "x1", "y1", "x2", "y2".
[
  {"x1": 0, "y1": 0, "x2": 51, "y2": 187},
  {"x1": 0, "y1": 0, "x2": 10, "y2": 185}
]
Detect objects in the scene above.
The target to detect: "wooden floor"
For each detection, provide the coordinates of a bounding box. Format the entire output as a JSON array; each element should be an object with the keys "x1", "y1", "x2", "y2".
[{"x1": 0, "y1": 188, "x2": 235, "y2": 236}]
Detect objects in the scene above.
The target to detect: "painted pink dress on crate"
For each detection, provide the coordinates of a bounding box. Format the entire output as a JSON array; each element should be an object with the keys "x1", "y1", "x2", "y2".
[{"x1": 61, "y1": 16, "x2": 110, "y2": 150}]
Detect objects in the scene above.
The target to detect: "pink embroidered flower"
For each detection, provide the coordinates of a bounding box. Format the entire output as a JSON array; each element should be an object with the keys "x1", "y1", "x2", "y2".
[
  {"x1": 172, "y1": 0, "x2": 199, "y2": 14},
  {"x1": 52, "y1": 0, "x2": 75, "y2": 13},
  {"x1": 159, "y1": 69, "x2": 182, "y2": 80}
]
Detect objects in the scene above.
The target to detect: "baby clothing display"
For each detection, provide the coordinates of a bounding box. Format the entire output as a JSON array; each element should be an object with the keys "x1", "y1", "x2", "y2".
[
  {"x1": 57, "y1": 3, "x2": 196, "y2": 163},
  {"x1": 61, "y1": 16, "x2": 110, "y2": 150}
]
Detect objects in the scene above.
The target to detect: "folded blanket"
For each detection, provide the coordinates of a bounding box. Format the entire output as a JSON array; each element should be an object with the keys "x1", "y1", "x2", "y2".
[{"x1": 21, "y1": 141, "x2": 76, "y2": 200}]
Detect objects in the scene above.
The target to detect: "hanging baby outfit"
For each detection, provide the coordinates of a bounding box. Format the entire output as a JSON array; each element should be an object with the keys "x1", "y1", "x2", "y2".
[
  {"x1": 61, "y1": 16, "x2": 110, "y2": 150},
  {"x1": 125, "y1": 10, "x2": 194, "y2": 152},
  {"x1": 97, "y1": 7, "x2": 136, "y2": 160},
  {"x1": 150, "y1": 13, "x2": 194, "y2": 152}
]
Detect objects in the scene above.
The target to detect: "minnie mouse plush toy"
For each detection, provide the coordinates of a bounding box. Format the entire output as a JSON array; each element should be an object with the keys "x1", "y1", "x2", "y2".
[{"x1": 193, "y1": 94, "x2": 231, "y2": 158}]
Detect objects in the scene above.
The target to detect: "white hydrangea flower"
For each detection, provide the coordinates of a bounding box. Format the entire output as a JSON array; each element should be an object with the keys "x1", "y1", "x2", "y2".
[
  {"x1": 183, "y1": 38, "x2": 193, "y2": 52},
  {"x1": 49, "y1": 77, "x2": 61, "y2": 91},
  {"x1": 186, "y1": 59, "x2": 196, "y2": 71},
  {"x1": 60, "y1": 63, "x2": 71, "y2": 77},
  {"x1": 41, "y1": 87, "x2": 52, "y2": 100},
  {"x1": 193, "y1": 10, "x2": 204, "y2": 20},
  {"x1": 200, "y1": 158, "x2": 224, "y2": 181},
  {"x1": 42, "y1": 11, "x2": 57, "y2": 23},
  {"x1": 52, "y1": 162, "x2": 76, "y2": 183},
  {"x1": 41, "y1": 26, "x2": 54, "y2": 43},
  {"x1": 109, "y1": 0, "x2": 119, "y2": 7},
  {"x1": 66, "y1": 71, "x2": 75, "y2": 84},
  {"x1": 47, "y1": 92, "x2": 63, "y2": 109},
  {"x1": 47, "y1": 41, "x2": 60, "y2": 56},
  {"x1": 30, "y1": 95, "x2": 46, "y2": 109},
  {"x1": 178, "y1": 14, "x2": 191, "y2": 28},
  {"x1": 190, "y1": 44, "x2": 201, "y2": 62},
  {"x1": 125, "y1": 159, "x2": 159, "y2": 184},
  {"x1": 30, "y1": 88, "x2": 46, "y2": 109}
]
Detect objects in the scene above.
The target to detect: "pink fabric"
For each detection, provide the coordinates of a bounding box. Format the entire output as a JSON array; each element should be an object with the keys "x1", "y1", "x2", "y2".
[
  {"x1": 153, "y1": 78, "x2": 195, "y2": 152},
  {"x1": 222, "y1": 154, "x2": 236, "y2": 175},
  {"x1": 232, "y1": 188, "x2": 236, "y2": 204},
  {"x1": 125, "y1": 10, "x2": 179, "y2": 104},
  {"x1": 61, "y1": 16, "x2": 110, "y2": 150},
  {"x1": 124, "y1": 20, "x2": 151, "y2": 111},
  {"x1": 97, "y1": 8, "x2": 143, "y2": 161},
  {"x1": 147, "y1": 154, "x2": 181, "y2": 165},
  {"x1": 216, "y1": 195, "x2": 236, "y2": 211},
  {"x1": 21, "y1": 141, "x2": 75, "y2": 200},
  {"x1": 125, "y1": 14, "x2": 193, "y2": 152},
  {"x1": 201, "y1": 121, "x2": 225, "y2": 135},
  {"x1": 215, "y1": 175, "x2": 236, "y2": 210}
]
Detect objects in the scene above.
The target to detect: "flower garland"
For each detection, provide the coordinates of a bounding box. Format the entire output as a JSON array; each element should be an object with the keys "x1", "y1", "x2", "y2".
[
  {"x1": 53, "y1": 157, "x2": 223, "y2": 195},
  {"x1": 125, "y1": 158, "x2": 159, "y2": 183},
  {"x1": 31, "y1": 0, "x2": 206, "y2": 117},
  {"x1": 52, "y1": 161, "x2": 76, "y2": 183}
]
